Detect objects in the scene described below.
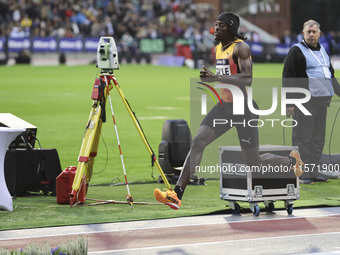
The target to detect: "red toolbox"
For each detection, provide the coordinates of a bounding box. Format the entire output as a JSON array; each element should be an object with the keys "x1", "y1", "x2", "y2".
[{"x1": 56, "y1": 166, "x2": 86, "y2": 204}]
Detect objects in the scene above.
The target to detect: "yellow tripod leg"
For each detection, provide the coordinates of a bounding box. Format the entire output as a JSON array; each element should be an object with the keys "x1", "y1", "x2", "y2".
[
  {"x1": 70, "y1": 76, "x2": 112, "y2": 206},
  {"x1": 86, "y1": 118, "x2": 102, "y2": 183},
  {"x1": 70, "y1": 102, "x2": 103, "y2": 205},
  {"x1": 113, "y1": 82, "x2": 171, "y2": 190}
]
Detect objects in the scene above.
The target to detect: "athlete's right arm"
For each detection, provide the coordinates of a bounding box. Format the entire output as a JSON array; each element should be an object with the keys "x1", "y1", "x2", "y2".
[{"x1": 213, "y1": 42, "x2": 252, "y2": 87}]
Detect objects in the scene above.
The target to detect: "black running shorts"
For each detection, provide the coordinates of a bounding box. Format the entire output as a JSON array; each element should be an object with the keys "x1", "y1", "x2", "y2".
[{"x1": 201, "y1": 100, "x2": 259, "y2": 148}]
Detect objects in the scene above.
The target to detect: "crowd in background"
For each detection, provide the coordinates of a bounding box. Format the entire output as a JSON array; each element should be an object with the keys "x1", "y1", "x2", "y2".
[
  {"x1": 1, "y1": 0, "x2": 340, "y2": 58},
  {"x1": 279, "y1": 29, "x2": 340, "y2": 56},
  {"x1": 1, "y1": 0, "x2": 213, "y2": 39},
  {"x1": 0, "y1": 0, "x2": 216, "y2": 56}
]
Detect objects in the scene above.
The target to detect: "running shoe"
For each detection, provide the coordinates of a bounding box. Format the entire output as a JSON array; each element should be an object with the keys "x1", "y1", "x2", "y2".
[
  {"x1": 154, "y1": 188, "x2": 181, "y2": 210},
  {"x1": 314, "y1": 177, "x2": 329, "y2": 183},
  {"x1": 290, "y1": 150, "x2": 305, "y2": 176},
  {"x1": 299, "y1": 178, "x2": 315, "y2": 185}
]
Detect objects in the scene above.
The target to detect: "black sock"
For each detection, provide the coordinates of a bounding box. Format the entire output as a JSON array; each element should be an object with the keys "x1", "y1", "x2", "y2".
[
  {"x1": 288, "y1": 156, "x2": 296, "y2": 167},
  {"x1": 174, "y1": 185, "x2": 184, "y2": 200}
]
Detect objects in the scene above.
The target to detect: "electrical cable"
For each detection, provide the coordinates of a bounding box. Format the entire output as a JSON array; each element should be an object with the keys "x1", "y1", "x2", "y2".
[
  {"x1": 300, "y1": 186, "x2": 340, "y2": 201},
  {"x1": 35, "y1": 137, "x2": 42, "y2": 149},
  {"x1": 283, "y1": 121, "x2": 286, "y2": 146},
  {"x1": 92, "y1": 132, "x2": 109, "y2": 175},
  {"x1": 282, "y1": 100, "x2": 340, "y2": 154},
  {"x1": 328, "y1": 104, "x2": 340, "y2": 164}
]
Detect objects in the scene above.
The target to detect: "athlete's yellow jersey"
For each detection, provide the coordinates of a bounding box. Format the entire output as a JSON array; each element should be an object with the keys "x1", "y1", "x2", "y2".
[{"x1": 215, "y1": 39, "x2": 247, "y2": 102}]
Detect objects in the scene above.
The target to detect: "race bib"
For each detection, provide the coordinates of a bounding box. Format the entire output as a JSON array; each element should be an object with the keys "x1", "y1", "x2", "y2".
[{"x1": 216, "y1": 59, "x2": 231, "y2": 75}]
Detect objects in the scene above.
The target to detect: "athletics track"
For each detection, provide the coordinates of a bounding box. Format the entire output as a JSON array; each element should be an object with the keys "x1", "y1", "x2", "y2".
[{"x1": 1, "y1": 207, "x2": 340, "y2": 255}]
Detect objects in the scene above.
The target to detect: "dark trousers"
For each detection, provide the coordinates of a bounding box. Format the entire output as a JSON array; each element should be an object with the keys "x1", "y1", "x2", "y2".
[{"x1": 292, "y1": 104, "x2": 327, "y2": 179}]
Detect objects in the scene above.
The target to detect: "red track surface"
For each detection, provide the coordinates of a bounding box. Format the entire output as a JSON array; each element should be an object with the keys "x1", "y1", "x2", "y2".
[{"x1": 1, "y1": 207, "x2": 340, "y2": 254}]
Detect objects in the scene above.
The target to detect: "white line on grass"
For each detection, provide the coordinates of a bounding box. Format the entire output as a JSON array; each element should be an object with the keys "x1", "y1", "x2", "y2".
[
  {"x1": 146, "y1": 106, "x2": 182, "y2": 110},
  {"x1": 137, "y1": 116, "x2": 169, "y2": 120}
]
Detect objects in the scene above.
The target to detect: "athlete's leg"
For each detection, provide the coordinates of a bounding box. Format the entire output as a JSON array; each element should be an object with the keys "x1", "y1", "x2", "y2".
[
  {"x1": 154, "y1": 124, "x2": 219, "y2": 210},
  {"x1": 241, "y1": 147, "x2": 292, "y2": 167},
  {"x1": 237, "y1": 99, "x2": 291, "y2": 167},
  {"x1": 154, "y1": 102, "x2": 231, "y2": 209},
  {"x1": 241, "y1": 146, "x2": 261, "y2": 166},
  {"x1": 177, "y1": 102, "x2": 232, "y2": 190},
  {"x1": 260, "y1": 153, "x2": 290, "y2": 166},
  {"x1": 177, "y1": 124, "x2": 218, "y2": 190}
]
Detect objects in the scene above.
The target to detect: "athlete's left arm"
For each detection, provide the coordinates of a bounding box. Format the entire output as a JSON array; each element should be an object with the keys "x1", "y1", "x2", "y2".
[{"x1": 200, "y1": 42, "x2": 252, "y2": 87}]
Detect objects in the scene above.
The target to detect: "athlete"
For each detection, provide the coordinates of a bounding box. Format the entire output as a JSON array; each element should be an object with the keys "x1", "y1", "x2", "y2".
[{"x1": 154, "y1": 12, "x2": 304, "y2": 210}]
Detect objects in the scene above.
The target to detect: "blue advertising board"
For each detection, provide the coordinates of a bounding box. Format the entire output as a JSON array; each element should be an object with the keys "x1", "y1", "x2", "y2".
[
  {"x1": 0, "y1": 37, "x2": 3, "y2": 52},
  {"x1": 8, "y1": 38, "x2": 30, "y2": 52},
  {"x1": 275, "y1": 43, "x2": 291, "y2": 56},
  {"x1": 59, "y1": 38, "x2": 83, "y2": 52},
  {"x1": 84, "y1": 38, "x2": 99, "y2": 52},
  {"x1": 249, "y1": 42, "x2": 263, "y2": 56},
  {"x1": 32, "y1": 37, "x2": 57, "y2": 52}
]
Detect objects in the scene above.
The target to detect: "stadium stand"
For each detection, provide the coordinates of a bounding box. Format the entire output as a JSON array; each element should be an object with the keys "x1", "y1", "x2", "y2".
[{"x1": 0, "y1": 0, "x2": 339, "y2": 66}]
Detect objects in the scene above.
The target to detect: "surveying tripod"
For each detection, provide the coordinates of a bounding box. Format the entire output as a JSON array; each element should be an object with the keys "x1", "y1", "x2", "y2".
[{"x1": 69, "y1": 37, "x2": 171, "y2": 207}]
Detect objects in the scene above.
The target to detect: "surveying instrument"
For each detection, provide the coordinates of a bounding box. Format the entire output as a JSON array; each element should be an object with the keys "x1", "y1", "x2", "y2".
[{"x1": 69, "y1": 37, "x2": 171, "y2": 207}]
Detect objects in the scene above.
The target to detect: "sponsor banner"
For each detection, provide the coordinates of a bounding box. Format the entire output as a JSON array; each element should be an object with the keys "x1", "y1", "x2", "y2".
[
  {"x1": 8, "y1": 37, "x2": 31, "y2": 52},
  {"x1": 32, "y1": 37, "x2": 57, "y2": 52},
  {"x1": 275, "y1": 43, "x2": 290, "y2": 56},
  {"x1": 59, "y1": 38, "x2": 83, "y2": 52},
  {"x1": 0, "y1": 37, "x2": 3, "y2": 51},
  {"x1": 84, "y1": 38, "x2": 99, "y2": 52},
  {"x1": 249, "y1": 42, "x2": 263, "y2": 56}
]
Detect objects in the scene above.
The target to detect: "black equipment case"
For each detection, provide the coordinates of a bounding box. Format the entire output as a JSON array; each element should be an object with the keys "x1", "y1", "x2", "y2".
[{"x1": 219, "y1": 145, "x2": 300, "y2": 216}]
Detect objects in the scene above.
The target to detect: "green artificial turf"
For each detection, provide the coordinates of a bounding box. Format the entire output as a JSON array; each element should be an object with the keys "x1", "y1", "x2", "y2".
[
  {"x1": 1, "y1": 179, "x2": 340, "y2": 231},
  {"x1": 0, "y1": 63, "x2": 340, "y2": 231}
]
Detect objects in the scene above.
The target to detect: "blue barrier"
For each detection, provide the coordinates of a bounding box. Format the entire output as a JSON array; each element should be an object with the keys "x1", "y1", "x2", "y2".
[
  {"x1": 0, "y1": 37, "x2": 335, "y2": 64},
  {"x1": 8, "y1": 38, "x2": 31, "y2": 52}
]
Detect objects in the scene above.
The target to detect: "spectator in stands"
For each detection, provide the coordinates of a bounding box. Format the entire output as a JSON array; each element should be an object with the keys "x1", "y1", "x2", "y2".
[
  {"x1": 251, "y1": 31, "x2": 261, "y2": 42},
  {"x1": 10, "y1": 23, "x2": 28, "y2": 38},
  {"x1": 327, "y1": 31, "x2": 338, "y2": 55},
  {"x1": 282, "y1": 30, "x2": 293, "y2": 46},
  {"x1": 104, "y1": 16, "x2": 114, "y2": 36},
  {"x1": 319, "y1": 32, "x2": 330, "y2": 53},
  {"x1": 0, "y1": 0, "x2": 215, "y2": 62},
  {"x1": 20, "y1": 14, "x2": 32, "y2": 30}
]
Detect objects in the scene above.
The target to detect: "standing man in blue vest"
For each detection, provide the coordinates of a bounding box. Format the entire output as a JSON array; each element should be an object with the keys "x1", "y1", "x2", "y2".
[{"x1": 283, "y1": 20, "x2": 340, "y2": 184}]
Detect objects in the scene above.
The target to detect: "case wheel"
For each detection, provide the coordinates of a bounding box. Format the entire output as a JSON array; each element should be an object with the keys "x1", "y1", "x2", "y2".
[
  {"x1": 265, "y1": 202, "x2": 275, "y2": 212},
  {"x1": 287, "y1": 204, "x2": 293, "y2": 214},
  {"x1": 285, "y1": 201, "x2": 294, "y2": 215},
  {"x1": 228, "y1": 202, "x2": 241, "y2": 214},
  {"x1": 232, "y1": 203, "x2": 241, "y2": 214},
  {"x1": 250, "y1": 204, "x2": 260, "y2": 216}
]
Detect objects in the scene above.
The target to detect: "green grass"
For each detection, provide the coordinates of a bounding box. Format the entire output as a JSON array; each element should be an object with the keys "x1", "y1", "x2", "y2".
[{"x1": 0, "y1": 63, "x2": 340, "y2": 231}]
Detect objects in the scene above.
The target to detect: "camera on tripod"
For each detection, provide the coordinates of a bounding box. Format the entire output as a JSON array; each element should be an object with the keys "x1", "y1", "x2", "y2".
[{"x1": 97, "y1": 37, "x2": 119, "y2": 70}]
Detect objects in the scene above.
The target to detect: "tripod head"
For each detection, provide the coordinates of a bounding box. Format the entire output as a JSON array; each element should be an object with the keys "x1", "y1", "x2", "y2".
[{"x1": 97, "y1": 37, "x2": 119, "y2": 73}]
